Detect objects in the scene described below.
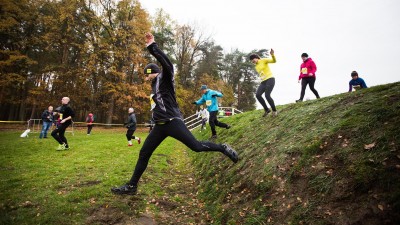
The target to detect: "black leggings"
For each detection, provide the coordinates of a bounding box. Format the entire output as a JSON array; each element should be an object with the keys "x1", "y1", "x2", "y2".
[
  {"x1": 51, "y1": 123, "x2": 69, "y2": 146},
  {"x1": 129, "y1": 119, "x2": 225, "y2": 185},
  {"x1": 256, "y1": 78, "x2": 276, "y2": 112},
  {"x1": 209, "y1": 111, "x2": 228, "y2": 136},
  {"x1": 300, "y1": 77, "x2": 320, "y2": 100},
  {"x1": 87, "y1": 125, "x2": 93, "y2": 134},
  {"x1": 126, "y1": 129, "x2": 137, "y2": 141}
]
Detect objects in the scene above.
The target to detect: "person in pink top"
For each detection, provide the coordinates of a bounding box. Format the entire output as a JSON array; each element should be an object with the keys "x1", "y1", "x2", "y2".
[{"x1": 296, "y1": 53, "x2": 320, "y2": 102}]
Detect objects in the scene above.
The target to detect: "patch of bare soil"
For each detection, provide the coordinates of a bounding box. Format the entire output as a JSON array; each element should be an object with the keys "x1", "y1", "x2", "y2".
[{"x1": 86, "y1": 206, "x2": 156, "y2": 225}]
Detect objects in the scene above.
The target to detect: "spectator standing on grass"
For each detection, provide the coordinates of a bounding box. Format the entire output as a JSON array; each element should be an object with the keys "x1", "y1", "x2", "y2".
[
  {"x1": 39, "y1": 106, "x2": 53, "y2": 139},
  {"x1": 296, "y1": 53, "x2": 320, "y2": 102},
  {"x1": 249, "y1": 50, "x2": 278, "y2": 117},
  {"x1": 86, "y1": 113, "x2": 94, "y2": 135},
  {"x1": 348, "y1": 71, "x2": 368, "y2": 92},
  {"x1": 51, "y1": 97, "x2": 74, "y2": 150},
  {"x1": 193, "y1": 85, "x2": 231, "y2": 139},
  {"x1": 125, "y1": 108, "x2": 141, "y2": 146},
  {"x1": 111, "y1": 33, "x2": 238, "y2": 195}
]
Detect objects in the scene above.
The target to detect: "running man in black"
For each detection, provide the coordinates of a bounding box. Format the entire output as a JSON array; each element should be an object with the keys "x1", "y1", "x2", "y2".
[
  {"x1": 51, "y1": 97, "x2": 74, "y2": 150},
  {"x1": 111, "y1": 33, "x2": 239, "y2": 195}
]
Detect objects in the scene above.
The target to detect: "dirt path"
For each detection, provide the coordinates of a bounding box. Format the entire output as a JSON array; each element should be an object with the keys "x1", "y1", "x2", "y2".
[{"x1": 86, "y1": 147, "x2": 211, "y2": 225}]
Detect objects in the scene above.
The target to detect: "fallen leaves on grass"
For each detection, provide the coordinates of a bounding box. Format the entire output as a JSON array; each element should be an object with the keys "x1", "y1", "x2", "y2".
[{"x1": 364, "y1": 142, "x2": 376, "y2": 150}]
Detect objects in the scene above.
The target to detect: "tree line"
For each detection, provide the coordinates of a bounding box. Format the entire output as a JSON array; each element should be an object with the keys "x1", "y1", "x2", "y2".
[{"x1": 0, "y1": 0, "x2": 268, "y2": 124}]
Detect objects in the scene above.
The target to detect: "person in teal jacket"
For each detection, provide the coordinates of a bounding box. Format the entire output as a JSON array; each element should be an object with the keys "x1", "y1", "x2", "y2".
[{"x1": 193, "y1": 85, "x2": 230, "y2": 139}]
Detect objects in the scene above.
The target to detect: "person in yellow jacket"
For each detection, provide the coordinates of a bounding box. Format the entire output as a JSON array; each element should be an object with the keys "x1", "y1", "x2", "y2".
[{"x1": 249, "y1": 49, "x2": 278, "y2": 117}]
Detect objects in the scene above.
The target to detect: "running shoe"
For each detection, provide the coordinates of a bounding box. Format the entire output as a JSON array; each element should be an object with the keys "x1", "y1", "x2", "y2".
[
  {"x1": 222, "y1": 144, "x2": 239, "y2": 163},
  {"x1": 56, "y1": 144, "x2": 65, "y2": 151},
  {"x1": 111, "y1": 184, "x2": 137, "y2": 195},
  {"x1": 263, "y1": 110, "x2": 271, "y2": 117}
]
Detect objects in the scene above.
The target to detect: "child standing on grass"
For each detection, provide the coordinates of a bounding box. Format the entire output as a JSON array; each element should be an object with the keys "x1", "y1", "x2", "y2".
[
  {"x1": 125, "y1": 108, "x2": 141, "y2": 146},
  {"x1": 111, "y1": 33, "x2": 238, "y2": 195}
]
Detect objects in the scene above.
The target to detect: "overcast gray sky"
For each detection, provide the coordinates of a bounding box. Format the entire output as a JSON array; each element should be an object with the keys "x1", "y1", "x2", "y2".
[{"x1": 141, "y1": 0, "x2": 400, "y2": 107}]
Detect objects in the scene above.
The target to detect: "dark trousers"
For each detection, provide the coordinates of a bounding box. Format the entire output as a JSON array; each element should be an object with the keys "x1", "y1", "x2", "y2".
[
  {"x1": 256, "y1": 78, "x2": 276, "y2": 112},
  {"x1": 87, "y1": 125, "x2": 93, "y2": 134},
  {"x1": 201, "y1": 118, "x2": 207, "y2": 129},
  {"x1": 300, "y1": 77, "x2": 320, "y2": 100},
  {"x1": 51, "y1": 123, "x2": 70, "y2": 147},
  {"x1": 129, "y1": 119, "x2": 225, "y2": 186},
  {"x1": 209, "y1": 111, "x2": 228, "y2": 136},
  {"x1": 126, "y1": 129, "x2": 136, "y2": 141}
]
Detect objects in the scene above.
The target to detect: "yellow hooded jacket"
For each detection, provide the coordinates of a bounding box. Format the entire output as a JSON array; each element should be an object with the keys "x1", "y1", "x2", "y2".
[{"x1": 255, "y1": 55, "x2": 276, "y2": 81}]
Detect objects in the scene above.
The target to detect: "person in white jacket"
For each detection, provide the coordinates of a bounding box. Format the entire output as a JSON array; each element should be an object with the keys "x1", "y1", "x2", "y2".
[{"x1": 197, "y1": 105, "x2": 209, "y2": 131}]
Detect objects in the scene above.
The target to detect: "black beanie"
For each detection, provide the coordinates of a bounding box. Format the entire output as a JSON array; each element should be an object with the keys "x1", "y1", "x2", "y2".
[
  {"x1": 249, "y1": 54, "x2": 260, "y2": 61},
  {"x1": 301, "y1": 53, "x2": 308, "y2": 57},
  {"x1": 144, "y1": 63, "x2": 160, "y2": 74}
]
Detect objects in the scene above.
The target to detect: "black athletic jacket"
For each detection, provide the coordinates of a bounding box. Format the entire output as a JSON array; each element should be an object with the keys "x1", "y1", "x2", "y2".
[
  {"x1": 147, "y1": 42, "x2": 182, "y2": 123},
  {"x1": 57, "y1": 104, "x2": 75, "y2": 126},
  {"x1": 125, "y1": 113, "x2": 137, "y2": 131}
]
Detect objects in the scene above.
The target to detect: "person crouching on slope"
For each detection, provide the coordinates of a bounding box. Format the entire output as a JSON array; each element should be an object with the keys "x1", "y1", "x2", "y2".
[
  {"x1": 348, "y1": 71, "x2": 368, "y2": 92},
  {"x1": 110, "y1": 32, "x2": 238, "y2": 195},
  {"x1": 193, "y1": 85, "x2": 231, "y2": 139},
  {"x1": 124, "y1": 108, "x2": 141, "y2": 146},
  {"x1": 249, "y1": 49, "x2": 278, "y2": 117}
]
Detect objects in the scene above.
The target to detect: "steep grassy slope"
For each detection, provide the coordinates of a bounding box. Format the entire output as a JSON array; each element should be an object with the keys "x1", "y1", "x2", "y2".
[{"x1": 191, "y1": 82, "x2": 400, "y2": 224}]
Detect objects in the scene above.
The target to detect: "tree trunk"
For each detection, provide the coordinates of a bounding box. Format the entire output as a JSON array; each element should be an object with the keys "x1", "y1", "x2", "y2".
[
  {"x1": 106, "y1": 97, "x2": 114, "y2": 127},
  {"x1": 8, "y1": 104, "x2": 15, "y2": 121}
]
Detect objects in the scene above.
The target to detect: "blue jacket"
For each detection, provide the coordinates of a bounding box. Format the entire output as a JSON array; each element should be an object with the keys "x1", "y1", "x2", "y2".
[
  {"x1": 195, "y1": 89, "x2": 223, "y2": 112},
  {"x1": 349, "y1": 77, "x2": 367, "y2": 92}
]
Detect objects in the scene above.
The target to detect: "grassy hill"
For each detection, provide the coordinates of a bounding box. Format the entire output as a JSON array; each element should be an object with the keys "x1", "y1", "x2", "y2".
[
  {"x1": 1, "y1": 82, "x2": 399, "y2": 225},
  {"x1": 190, "y1": 82, "x2": 400, "y2": 224}
]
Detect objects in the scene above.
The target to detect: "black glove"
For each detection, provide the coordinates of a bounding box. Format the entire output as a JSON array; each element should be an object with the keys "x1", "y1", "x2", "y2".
[
  {"x1": 192, "y1": 101, "x2": 197, "y2": 104},
  {"x1": 211, "y1": 94, "x2": 217, "y2": 97}
]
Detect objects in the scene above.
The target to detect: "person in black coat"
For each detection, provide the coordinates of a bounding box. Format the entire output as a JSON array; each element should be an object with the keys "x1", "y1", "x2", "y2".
[{"x1": 125, "y1": 108, "x2": 141, "y2": 146}]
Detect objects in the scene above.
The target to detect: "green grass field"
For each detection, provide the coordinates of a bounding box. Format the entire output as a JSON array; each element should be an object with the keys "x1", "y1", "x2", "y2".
[{"x1": 0, "y1": 128, "x2": 211, "y2": 224}]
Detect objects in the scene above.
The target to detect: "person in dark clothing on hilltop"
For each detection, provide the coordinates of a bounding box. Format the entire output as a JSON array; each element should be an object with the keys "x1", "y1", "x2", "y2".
[
  {"x1": 51, "y1": 97, "x2": 74, "y2": 150},
  {"x1": 111, "y1": 32, "x2": 239, "y2": 195},
  {"x1": 39, "y1": 106, "x2": 53, "y2": 139},
  {"x1": 124, "y1": 108, "x2": 141, "y2": 146},
  {"x1": 193, "y1": 85, "x2": 231, "y2": 139},
  {"x1": 348, "y1": 71, "x2": 368, "y2": 92},
  {"x1": 296, "y1": 53, "x2": 320, "y2": 102}
]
